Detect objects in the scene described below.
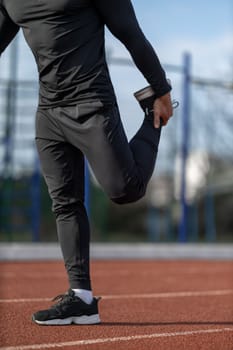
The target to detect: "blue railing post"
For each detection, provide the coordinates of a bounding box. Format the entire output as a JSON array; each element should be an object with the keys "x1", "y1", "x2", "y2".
[
  {"x1": 178, "y1": 53, "x2": 191, "y2": 242},
  {"x1": 204, "y1": 189, "x2": 216, "y2": 242}
]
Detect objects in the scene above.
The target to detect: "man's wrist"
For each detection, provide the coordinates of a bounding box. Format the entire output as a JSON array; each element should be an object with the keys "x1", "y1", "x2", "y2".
[{"x1": 151, "y1": 79, "x2": 172, "y2": 99}]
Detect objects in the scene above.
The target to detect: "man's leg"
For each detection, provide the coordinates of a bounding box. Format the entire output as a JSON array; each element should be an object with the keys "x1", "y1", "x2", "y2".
[
  {"x1": 32, "y1": 110, "x2": 101, "y2": 325},
  {"x1": 56, "y1": 103, "x2": 161, "y2": 204},
  {"x1": 36, "y1": 138, "x2": 91, "y2": 290}
]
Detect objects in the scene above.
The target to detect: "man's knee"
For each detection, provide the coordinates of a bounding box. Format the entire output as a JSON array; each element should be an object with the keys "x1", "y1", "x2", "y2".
[{"x1": 110, "y1": 182, "x2": 146, "y2": 205}]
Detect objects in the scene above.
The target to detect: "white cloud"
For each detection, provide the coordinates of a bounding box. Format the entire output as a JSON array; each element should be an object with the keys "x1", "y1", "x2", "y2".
[{"x1": 158, "y1": 33, "x2": 233, "y2": 80}]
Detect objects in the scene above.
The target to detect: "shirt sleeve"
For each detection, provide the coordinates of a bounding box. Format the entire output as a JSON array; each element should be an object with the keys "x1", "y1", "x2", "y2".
[
  {"x1": 92, "y1": 0, "x2": 171, "y2": 97},
  {"x1": 0, "y1": 4, "x2": 19, "y2": 56}
]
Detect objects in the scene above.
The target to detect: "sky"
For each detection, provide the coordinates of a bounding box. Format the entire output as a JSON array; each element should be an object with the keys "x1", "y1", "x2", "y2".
[
  {"x1": 0, "y1": 0, "x2": 232, "y2": 81},
  {"x1": 106, "y1": 0, "x2": 233, "y2": 79},
  {"x1": 0, "y1": 0, "x2": 232, "y2": 173},
  {"x1": 103, "y1": 0, "x2": 233, "y2": 139}
]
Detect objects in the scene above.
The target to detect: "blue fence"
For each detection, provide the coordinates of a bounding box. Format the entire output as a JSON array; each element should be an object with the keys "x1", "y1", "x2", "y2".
[
  {"x1": 0, "y1": 79, "x2": 40, "y2": 241},
  {"x1": 0, "y1": 48, "x2": 232, "y2": 242}
]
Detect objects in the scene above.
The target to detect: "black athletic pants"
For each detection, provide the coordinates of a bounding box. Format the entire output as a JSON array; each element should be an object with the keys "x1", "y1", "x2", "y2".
[{"x1": 35, "y1": 102, "x2": 161, "y2": 290}]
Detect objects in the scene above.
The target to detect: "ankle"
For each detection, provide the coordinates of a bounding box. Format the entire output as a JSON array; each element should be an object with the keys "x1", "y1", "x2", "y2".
[{"x1": 72, "y1": 289, "x2": 93, "y2": 304}]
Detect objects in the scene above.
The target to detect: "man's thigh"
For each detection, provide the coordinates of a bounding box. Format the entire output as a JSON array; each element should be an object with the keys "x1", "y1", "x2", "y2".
[
  {"x1": 36, "y1": 138, "x2": 85, "y2": 212},
  {"x1": 57, "y1": 104, "x2": 138, "y2": 199}
]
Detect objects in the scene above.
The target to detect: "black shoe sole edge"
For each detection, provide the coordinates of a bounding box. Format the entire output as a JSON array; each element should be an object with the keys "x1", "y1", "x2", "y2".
[{"x1": 32, "y1": 314, "x2": 101, "y2": 325}]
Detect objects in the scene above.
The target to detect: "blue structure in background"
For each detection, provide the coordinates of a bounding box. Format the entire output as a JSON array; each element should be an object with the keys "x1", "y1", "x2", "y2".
[
  {"x1": 178, "y1": 53, "x2": 191, "y2": 242},
  {"x1": 0, "y1": 42, "x2": 193, "y2": 242},
  {"x1": 0, "y1": 35, "x2": 41, "y2": 241},
  {"x1": 1, "y1": 36, "x2": 221, "y2": 243}
]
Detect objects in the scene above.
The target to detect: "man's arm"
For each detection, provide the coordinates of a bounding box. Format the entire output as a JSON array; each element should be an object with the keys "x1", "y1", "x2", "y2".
[
  {"x1": 92, "y1": 0, "x2": 171, "y2": 99},
  {"x1": 0, "y1": 4, "x2": 19, "y2": 56}
]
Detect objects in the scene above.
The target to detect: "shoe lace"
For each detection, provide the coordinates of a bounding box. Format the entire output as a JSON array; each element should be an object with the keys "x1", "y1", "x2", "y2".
[{"x1": 51, "y1": 292, "x2": 73, "y2": 308}]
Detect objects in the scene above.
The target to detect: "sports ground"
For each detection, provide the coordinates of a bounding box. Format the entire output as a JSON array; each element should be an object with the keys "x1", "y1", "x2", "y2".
[{"x1": 0, "y1": 244, "x2": 232, "y2": 350}]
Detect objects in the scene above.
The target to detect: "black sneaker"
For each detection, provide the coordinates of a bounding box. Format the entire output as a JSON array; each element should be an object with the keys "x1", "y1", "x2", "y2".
[{"x1": 32, "y1": 289, "x2": 101, "y2": 325}]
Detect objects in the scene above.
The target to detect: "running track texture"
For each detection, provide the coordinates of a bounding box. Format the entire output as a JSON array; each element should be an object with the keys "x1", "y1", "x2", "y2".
[{"x1": 0, "y1": 260, "x2": 232, "y2": 349}]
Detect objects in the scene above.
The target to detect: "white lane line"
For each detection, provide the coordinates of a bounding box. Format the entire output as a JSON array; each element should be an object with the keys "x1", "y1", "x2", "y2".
[
  {"x1": 0, "y1": 273, "x2": 65, "y2": 279},
  {"x1": 0, "y1": 298, "x2": 51, "y2": 303},
  {"x1": 0, "y1": 328, "x2": 232, "y2": 350},
  {"x1": 0, "y1": 289, "x2": 233, "y2": 303},
  {"x1": 1, "y1": 269, "x2": 229, "y2": 278},
  {"x1": 103, "y1": 290, "x2": 233, "y2": 300}
]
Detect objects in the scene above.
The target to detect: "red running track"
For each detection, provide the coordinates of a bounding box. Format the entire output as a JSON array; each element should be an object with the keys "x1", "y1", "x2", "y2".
[{"x1": 0, "y1": 260, "x2": 233, "y2": 350}]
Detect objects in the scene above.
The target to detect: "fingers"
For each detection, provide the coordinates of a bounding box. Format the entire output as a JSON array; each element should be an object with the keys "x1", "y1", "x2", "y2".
[
  {"x1": 153, "y1": 93, "x2": 173, "y2": 129},
  {"x1": 153, "y1": 103, "x2": 172, "y2": 128},
  {"x1": 153, "y1": 106, "x2": 161, "y2": 129}
]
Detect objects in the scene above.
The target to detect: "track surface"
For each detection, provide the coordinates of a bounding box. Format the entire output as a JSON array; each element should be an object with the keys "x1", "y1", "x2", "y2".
[{"x1": 0, "y1": 260, "x2": 232, "y2": 349}]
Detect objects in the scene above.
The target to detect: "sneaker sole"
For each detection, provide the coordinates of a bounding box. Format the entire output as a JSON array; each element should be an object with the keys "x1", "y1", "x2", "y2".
[{"x1": 32, "y1": 314, "x2": 101, "y2": 325}]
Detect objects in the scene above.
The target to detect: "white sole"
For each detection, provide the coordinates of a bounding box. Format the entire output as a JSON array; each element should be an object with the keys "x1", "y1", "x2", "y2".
[{"x1": 33, "y1": 314, "x2": 101, "y2": 325}]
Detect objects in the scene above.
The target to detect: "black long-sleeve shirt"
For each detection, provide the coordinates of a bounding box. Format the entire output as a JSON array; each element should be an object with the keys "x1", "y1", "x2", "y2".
[{"x1": 0, "y1": 0, "x2": 171, "y2": 109}]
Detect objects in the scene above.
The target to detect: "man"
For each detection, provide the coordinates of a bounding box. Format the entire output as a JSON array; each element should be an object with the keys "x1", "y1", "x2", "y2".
[{"x1": 0, "y1": 0, "x2": 174, "y2": 325}]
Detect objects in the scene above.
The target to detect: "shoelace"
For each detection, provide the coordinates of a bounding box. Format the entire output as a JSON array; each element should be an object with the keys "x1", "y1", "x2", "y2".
[{"x1": 51, "y1": 292, "x2": 74, "y2": 308}]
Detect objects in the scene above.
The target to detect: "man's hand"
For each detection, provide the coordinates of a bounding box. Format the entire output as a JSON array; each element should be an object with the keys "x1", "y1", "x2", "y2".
[{"x1": 153, "y1": 92, "x2": 173, "y2": 129}]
